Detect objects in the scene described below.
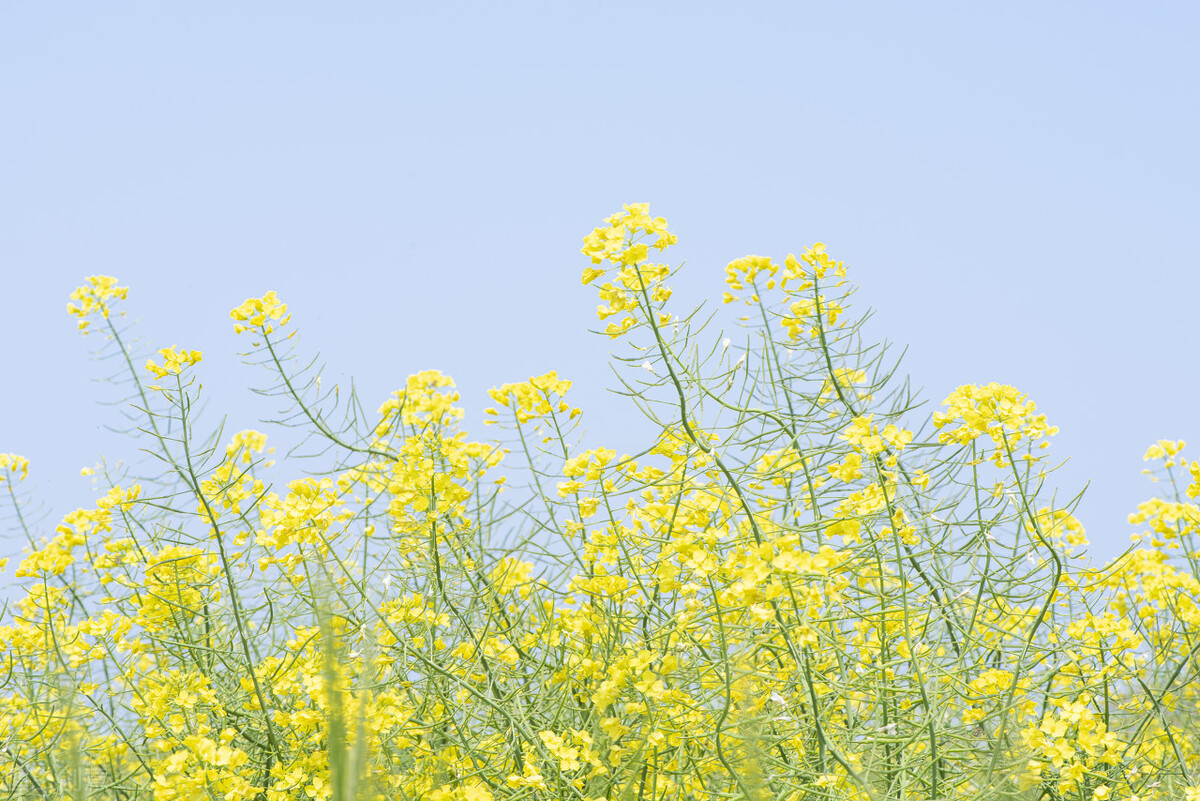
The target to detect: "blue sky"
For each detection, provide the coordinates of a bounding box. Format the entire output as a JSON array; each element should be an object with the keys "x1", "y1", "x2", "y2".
[{"x1": 2, "y1": 2, "x2": 1197, "y2": 564}]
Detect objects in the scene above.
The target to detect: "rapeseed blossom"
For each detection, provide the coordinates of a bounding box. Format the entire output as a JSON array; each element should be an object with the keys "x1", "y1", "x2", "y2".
[
  {"x1": 67, "y1": 274, "x2": 128, "y2": 332},
  {"x1": 230, "y1": 289, "x2": 290, "y2": 334},
  {"x1": 145, "y1": 345, "x2": 202, "y2": 379},
  {"x1": 0, "y1": 452, "x2": 29, "y2": 483}
]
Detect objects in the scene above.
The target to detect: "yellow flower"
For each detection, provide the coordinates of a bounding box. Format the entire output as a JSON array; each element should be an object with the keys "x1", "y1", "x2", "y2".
[
  {"x1": 225, "y1": 429, "x2": 271, "y2": 464},
  {"x1": 581, "y1": 204, "x2": 676, "y2": 337},
  {"x1": 724, "y1": 255, "x2": 778, "y2": 301},
  {"x1": 581, "y1": 203, "x2": 675, "y2": 265},
  {"x1": 1143, "y1": 439, "x2": 1186, "y2": 461},
  {"x1": 796, "y1": 242, "x2": 847, "y2": 279},
  {"x1": 488, "y1": 557, "x2": 534, "y2": 596},
  {"x1": 780, "y1": 294, "x2": 844, "y2": 339},
  {"x1": 67, "y1": 275, "x2": 128, "y2": 332},
  {"x1": 145, "y1": 346, "x2": 202, "y2": 379},
  {"x1": 459, "y1": 784, "x2": 493, "y2": 801},
  {"x1": 487, "y1": 371, "x2": 576, "y2": 423},
  {"x1": 838, "y1": 415, "x2": 913, "y2": 455},
  {"x1": 0, "y1": 453, "x2": 30, "y2": 483},
  {"x1": 376, "y1": 370, "x2": 465, "y2": 431},
  {"x1": 1027, "y1": 507, "x2": 1088, "y2": 548},
  {"x1": 933, "y1": 383, "x2": 1057, "y2": 462},
  {"x1": 230, "y1": 290, "x2": 290, "y2": 334},
  {"x1": 827, "y1": 452, "x2": 863, "y2": 482}
]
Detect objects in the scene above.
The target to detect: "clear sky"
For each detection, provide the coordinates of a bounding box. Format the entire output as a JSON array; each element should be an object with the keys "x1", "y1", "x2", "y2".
[{"x1": 2, "y1": 2, "x2": 1197, "y2": 565}]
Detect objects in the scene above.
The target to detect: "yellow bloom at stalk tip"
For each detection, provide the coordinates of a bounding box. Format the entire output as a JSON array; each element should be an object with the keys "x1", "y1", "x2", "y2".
[
  {"x1": 1127, "y1": 496, "x2": 1199, "y2": 547},
  {"x1": 581, "y1": 204, "x2": 676, "y2": 338},
  {"x1": 724, "y1": 255, "x2": 779, "y2": 304},
  {"x1": 225, "y1": 429, "x2": 272, "y2": 464},
  {"x1": 0, "y1": 453, "x2": 30, "y2": 484},
  {"x1": 797, "y1": 242, "x2": 847, "y2": 280},
  {"x1": 840, "y1": 414, "x2": 912, "y2": 456},
  {"x1": 933, "y1": 383, "x2": 1057, "y2": 463},
  {"x1": 487, "y1": 371, "x2": 578, "y2": 423},
  {"x1": 1143, "y1": 438, "x2": 1186, "y2": 462},
  {"x1": 581, "y1": 203, "x2": 675, "y2": 266},
  {"x1": 489, "y1": 556, "x2": 534, "y2": 597},
  {"x1": 230, "y1": 290, "x2": 290, "y2": 334},
  {"x1": 67, "y1": 275, "x2": 129, "y2": 332},
  {"x1": 375, "y1": 370, "x2": 465, "y2": 432},
  {"x1": 145, "y1": 346, "x2": 202, "y2": 379},
  {"x1": 1027, "y1": 507, "x2": 1088, "y2": 549}
]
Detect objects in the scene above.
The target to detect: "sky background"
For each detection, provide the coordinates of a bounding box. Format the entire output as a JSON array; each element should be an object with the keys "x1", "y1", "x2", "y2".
[{"x1": 2, "y1": 2, "x2": 1197, "y2": 566}]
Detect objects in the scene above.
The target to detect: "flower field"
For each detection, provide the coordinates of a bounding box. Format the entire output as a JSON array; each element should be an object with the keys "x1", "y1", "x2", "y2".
[{"x1": 2, "y1": 205, "x2": 1199, "y2": 801}]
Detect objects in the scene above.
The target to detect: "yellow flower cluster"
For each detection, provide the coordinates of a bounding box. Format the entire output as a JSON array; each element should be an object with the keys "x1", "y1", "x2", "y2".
[
  {"x1": 723, "y1": 244, "x2": 847, "y2": 307},
  {"x1": 795, "y1": 241, "x2": 847, "y2": 280},
  {"x1": 145, "y1": 345, "x2": 203, "y2": 379},
  {"x1": 563, "y1": 446, "x2": 616, "y2": 480},
  {"x1": 259, "y1": 476, "x2": 349, "y2": 550},
  {"x1": 375, "y1": 370, "x2": 466, "y2": 436},
  {"x1": 224, "y1": 428, "x2": 271, "y2": 464},
  {"x1": 67, "y1": 275, "x2": 128, "y2": 332},
  {"x1": 1128, "y1": 496, "x2": 1199, "y2": 548},
  {"x1": 485, "y1": 370, "x2": 578, "y2": 424},
  {"x1": 136, "y1": 546, "x2": 223, "y2": 631},
  {"x1": 1143, "y1": 438, "x2": 1200, "y2": 500},
  {"x1": 0, "y1": 452, "x2": 29, "y2": 483},
  {"x1": 1026, "y1": 506, "x2": 1089, "y2": 551},
  {"x1": 1018, "y1": 691, "x2": 1126, "y2": 796},
  {"x1": 840, "y1": 413, "x2": 913, "y2": 456},
  {"x1": 933, "y1": 382, "x2": 1058, "y2": 463},
  {"x1": 487, "y1": 557, "x2": 534, "y2": 597},
  {"x1": 820, "y1": 367, "x2": 871, "y2": 404},
  {"x1": 827, "y1": 451, "x2": 864, "y2": 482},
  {"x1": 1144, "y1": 438, "x2": 1187, "y2": 464},
  {"x1": 201, "y1": 434, "x2": 270, "y2": 519},
  {"x1": 581, "y1": 203, "x2": 676, "y2": 337},
  {"x1": 581, "y1": 202, "x2": 676, "y2": 267},
  {"x1": 723, "y1": 254, "x2": 779, "y2": 305},
  {"x1": 230, "y1": 290, "x2": 290, "y2": 334},
  {"x1": 14, "y1": 484, "x2": 140, "y2": 578},
  {"x1": 721, "y1": 245, "x2": 850, "y2": 344},
  {"x1": 780, "y1": 294, "x2": 845, "y2": 340}
]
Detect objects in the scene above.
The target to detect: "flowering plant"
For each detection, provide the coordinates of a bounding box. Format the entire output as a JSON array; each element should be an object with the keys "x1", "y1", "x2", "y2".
[{"x1": 2, "y1": 207, "x2": 1199, "y2": 801}]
